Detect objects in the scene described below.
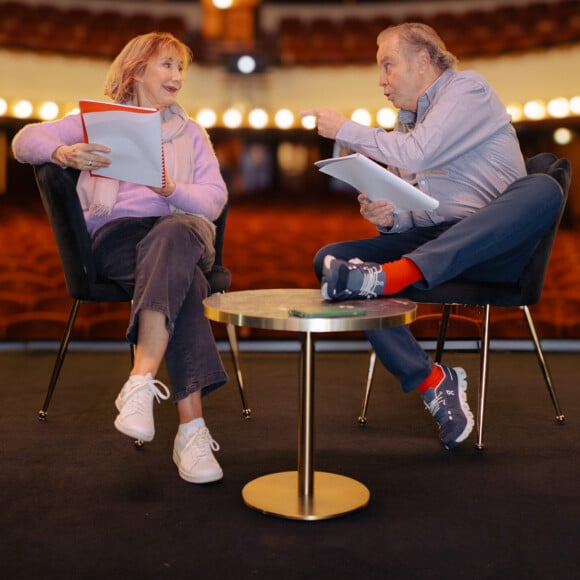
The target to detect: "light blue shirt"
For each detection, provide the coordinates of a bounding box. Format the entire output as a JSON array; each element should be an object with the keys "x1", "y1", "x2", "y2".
[{"x1": 335, "y1": 68, "x2": 526, "y2": 233}]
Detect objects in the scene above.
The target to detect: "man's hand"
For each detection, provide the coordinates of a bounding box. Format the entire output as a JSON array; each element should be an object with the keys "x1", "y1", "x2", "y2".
[
  {"x1": 300, "y1": 108, "x2": 348, "y2": 139},
  {"x1": 358, "y1": 193, "x2": 395, "y2": 229}
]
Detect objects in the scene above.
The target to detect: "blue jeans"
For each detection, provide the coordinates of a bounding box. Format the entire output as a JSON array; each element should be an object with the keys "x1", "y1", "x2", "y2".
[
  {"x1": 92, "y1": 214, "x2": 228, "y2": 402},
  {"x1": 313, "y1": 173, "x2": 563, "y2": 392}
]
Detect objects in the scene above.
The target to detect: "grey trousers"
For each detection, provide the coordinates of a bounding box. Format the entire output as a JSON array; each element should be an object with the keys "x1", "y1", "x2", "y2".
[{"x1": 92, "y1": 214, "x2": 228, "y2": 402}]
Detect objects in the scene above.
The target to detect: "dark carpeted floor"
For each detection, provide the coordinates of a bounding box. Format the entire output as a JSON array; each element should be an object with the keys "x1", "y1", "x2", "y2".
[{"x1": 1, "y1": 347, "x2": 579, "y2": 579}]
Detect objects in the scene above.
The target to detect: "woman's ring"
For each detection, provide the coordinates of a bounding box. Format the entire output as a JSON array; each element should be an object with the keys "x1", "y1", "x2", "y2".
[{"x1": 88, "y1": 160, "x2": 93, "y2": 167}]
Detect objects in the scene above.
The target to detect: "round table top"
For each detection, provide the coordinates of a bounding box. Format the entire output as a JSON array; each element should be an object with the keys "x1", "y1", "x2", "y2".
[{"x1": 203, "y1": 288, "x2": 416, "y2": 333}]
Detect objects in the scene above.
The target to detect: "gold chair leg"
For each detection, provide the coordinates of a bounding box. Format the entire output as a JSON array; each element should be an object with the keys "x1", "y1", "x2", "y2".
[
  {"x1": 358, "y1": 303, "x2": 453, "y2": 426},
  {"x1": 226, "y1": 322, "x2": 251, "y2": 418},
  {"x1": 38, "y1": 299, "x2": 81, "y2": 420},
  {"x1": 522, "y1": 306, "x2": 565, "y2": 423},
  {"x1": 358, "y1": 349, "x2": 377, "y2": 425},
  {"x1": 475, "y1": 304, "x2": 491, "y2": 452}
]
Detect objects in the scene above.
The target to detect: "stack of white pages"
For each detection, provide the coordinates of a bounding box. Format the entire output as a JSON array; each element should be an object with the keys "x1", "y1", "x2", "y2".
[{"x1": 315, "y1": 153, "x2": 439, "y2": 211}]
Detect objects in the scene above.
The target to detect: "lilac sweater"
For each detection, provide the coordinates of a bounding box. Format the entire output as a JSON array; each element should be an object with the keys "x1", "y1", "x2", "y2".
[{"x1": 12, "y1": 113, "x2": 228, "y2": 236}]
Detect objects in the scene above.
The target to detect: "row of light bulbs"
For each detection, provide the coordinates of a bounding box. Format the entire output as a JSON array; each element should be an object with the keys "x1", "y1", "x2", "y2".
[{"x1": 1, "y1": 95, "x2": 579, "y2": 136}]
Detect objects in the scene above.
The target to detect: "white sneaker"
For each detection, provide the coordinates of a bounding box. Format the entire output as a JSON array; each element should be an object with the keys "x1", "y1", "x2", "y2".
[
  {"x1": 114, "y1": 373, "x2": 171, "y2": 442},
  {"x1": 173, "y1": 427, "x2": 223, "y2": 484}
]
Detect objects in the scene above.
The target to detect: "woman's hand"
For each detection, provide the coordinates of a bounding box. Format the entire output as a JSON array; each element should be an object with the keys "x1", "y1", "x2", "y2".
[
  {"x1": 149, "y1": 171, "x2": 176, "y2": 197},
  {"x1": 358, "y1": 193, "x2": 395, "y2": 229},
  {"x1": 52, "y1": 143, "x2": 111, "y2": 171}
]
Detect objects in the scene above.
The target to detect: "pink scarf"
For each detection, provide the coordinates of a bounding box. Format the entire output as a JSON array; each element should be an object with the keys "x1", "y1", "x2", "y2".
[{"x1": 77, "y1": 103, "x2": 194, "y2": 216}]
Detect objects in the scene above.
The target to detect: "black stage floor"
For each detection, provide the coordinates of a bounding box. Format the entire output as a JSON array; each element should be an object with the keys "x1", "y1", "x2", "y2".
[{"x1": 2, "y1": 348, "x2": 579, "y2": 579}]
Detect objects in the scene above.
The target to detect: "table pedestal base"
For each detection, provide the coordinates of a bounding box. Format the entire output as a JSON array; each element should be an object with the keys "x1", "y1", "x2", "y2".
[{"x1": 242, "y1": 471, "x2": 370, "y2": 521}]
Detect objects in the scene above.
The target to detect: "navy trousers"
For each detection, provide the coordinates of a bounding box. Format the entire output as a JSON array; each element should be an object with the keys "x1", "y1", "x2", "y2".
[{"x1": 313, "y1": 173, "x2": 563, "y2": 392}]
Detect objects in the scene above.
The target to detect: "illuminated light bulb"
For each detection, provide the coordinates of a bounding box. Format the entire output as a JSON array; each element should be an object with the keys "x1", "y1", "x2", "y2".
[
  {"x1": 553, "y1": 127, "x2": 573, "y2": 146},
  {"x1": 506, "y1": 103, "x2": 524, "y2": 123},
  {"x1": 301, "y1": 115, "x2": 317, "y2": 130},
  {"x1": 274, "y1": 109, "x2": 294, "y2": 129},
  {"x1": 523, "y1": 100, "x2": 546, "y2": 121},
  {"x1": 547, "y1": 97, "x2": 570, "y2": 118},
  {"x1": 213, "y1": 0, "x2": 233, "y2": 9},
  {"x1": 61, "y1": 103, "x2": 79, "y2": 116},
  {"x1": 223, "y1": 108, "x2": 243, "y2": 129},
  {"x1": 376, "y1": 107, "x2": 396, "y2": 128},
  {"x1": 196, "y1": 108, "x2": 217, "y2": 128},
  {"x1": 248, "y1": 108, "x2": 268, "y2": 129},
  {"x1": 351, "y1": 108, "x2": 372, "y2": 126},
  {"x1": 13, "y1": 100, "x2": 33, "y2": 119},
  {"x1": 39, "y1": 101, "x2": 59, "y2": 120},
  {"x1": 0, "y1": 98, "x2": 7, "y2": 116},
  {"x1": 237, "y1": 55, "x2": 256, "y2": 75},
  {"x1": 569, "y1": 96, "x2": 580, "y2": 115}
]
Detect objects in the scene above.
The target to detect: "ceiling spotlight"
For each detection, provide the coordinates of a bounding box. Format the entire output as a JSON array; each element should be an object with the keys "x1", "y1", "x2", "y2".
[
  {"x1": 237, "y1": 55, "x2": 257, "y2": 74},
  {"x1": 213, "y1": 0, "x2": 233, "y2": 8}
]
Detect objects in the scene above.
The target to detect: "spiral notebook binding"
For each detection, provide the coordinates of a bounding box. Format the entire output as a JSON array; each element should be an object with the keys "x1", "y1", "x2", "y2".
[{"x1": 161, "y1": 140, "x2": 166, "y2": 188}]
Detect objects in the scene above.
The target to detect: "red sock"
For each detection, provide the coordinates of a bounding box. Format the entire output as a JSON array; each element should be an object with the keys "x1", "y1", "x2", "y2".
[
  {"x1": 381, "y1": 258, "x2": 423, "y2": 295},
  {"x1": 417, "y1": 364, "x2": 444, "y2": 394}
]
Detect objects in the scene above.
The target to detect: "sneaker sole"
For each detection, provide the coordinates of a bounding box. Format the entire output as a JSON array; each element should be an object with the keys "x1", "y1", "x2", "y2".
[
  {"x1": 445, "y1": 367, "x2": 475, "y2": 449},
  {"x1": 172, "y1": 451, "x2": 224, "y2": 484},
  {"x1": 114, "y1": 415, "x2": 154, "y2": 442},
  {"x1": 320, "y1": 255, "x2": 335, "y2": 300}
]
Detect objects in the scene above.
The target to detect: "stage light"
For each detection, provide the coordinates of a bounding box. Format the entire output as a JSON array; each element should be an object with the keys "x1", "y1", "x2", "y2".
[
  {"x1": 213, "y1": 0, "x2": 233, "y2": 8},
  {"x1": 13, "y1": 100, "x2": 33, "y2": 119},
  {"x1": 547, "y1": 97, "x2": 570, "y2": 118},
  {"x1": 237, "y1": 55, "x2": 257, "y2": 74},
  {"x1": 38, "y1": 101, "x2": 59, "y2": 120},
  {"x1": 523, "y1": 100, "x2": 546, "y2": 120},
  {"x1": 301, "y1": 115, "x2": 316, "y2": 130},
  {"x1": 569, "y1": 96, "x2": 580, "y2": 115},
  {"x1": 274, "y1": 109, "x2": 294, "y2": 129},
  {"x1": 377, "y1": 107, "x2": 396, "y2": 128},
  {"x1": 196, "y1": 108, "x2": 217, "y2": 128},
  {"x1": 225, "y1": 53, "x2": 266, "y2": 75},
  {"x1": 506, "y1": 103, "x2": 524, "y2": 122},
  {"x1": 351, "y1": 108, "x2": 372, "y2": 126},
  {"x1": 553, "y1": 127, "x2": 573, "y2": 146},
  {"x1": 0, "y1": 98, "x2": 7, "y2": 116},
  {"x1": 248, "y1": 108, "x2": 268, "y2": 129},
  {"x1": 223, "y1": 107, "x2": 243, "y2": 129}
]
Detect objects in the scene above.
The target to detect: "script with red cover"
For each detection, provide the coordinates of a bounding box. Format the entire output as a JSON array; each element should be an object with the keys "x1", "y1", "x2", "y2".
[{"x1": 79, "y1": 99, "x2": 165, "y2": 188}]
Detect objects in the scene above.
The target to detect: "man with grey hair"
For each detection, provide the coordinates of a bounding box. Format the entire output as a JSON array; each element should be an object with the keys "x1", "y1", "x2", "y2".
[{"x1": 301, "y1": 23, "x2": 562, "y2": 450}]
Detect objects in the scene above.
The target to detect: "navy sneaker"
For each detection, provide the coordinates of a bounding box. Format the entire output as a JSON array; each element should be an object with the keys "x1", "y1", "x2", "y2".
[
  {"x1": 321, "y1": 255, "x2": 386, "y2": 300},
  {"x1": 421, "y1": 364, "x2": 474, "y2": 450}
]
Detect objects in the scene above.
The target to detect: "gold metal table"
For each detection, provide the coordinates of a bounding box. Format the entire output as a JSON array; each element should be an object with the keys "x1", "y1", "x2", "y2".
[{"x1": 203, "y1": 288, "x2": 416, "y2": 521}]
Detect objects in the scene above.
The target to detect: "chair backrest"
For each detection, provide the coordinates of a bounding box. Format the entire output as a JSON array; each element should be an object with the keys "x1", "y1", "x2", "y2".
[
  {"x1": 33, "y1": 163, "x2": 232, "y2": 301},
  {"x1": 34, "y1": 163, "x2": 127, "y2": 302},
  {"x1": 518, "y1": 153, "x2": 571, "y2": 303}
]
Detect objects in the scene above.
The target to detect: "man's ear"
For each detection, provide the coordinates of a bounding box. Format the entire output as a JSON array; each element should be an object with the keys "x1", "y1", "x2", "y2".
[{"x1": 416, "y1": 48, "x2": 431, "y2": 72}]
